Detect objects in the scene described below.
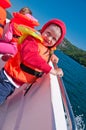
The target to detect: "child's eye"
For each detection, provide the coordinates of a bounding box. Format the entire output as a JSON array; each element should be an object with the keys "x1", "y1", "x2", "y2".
[
  {"x1": 53, "y1": 37, "x2": 56, "y2": 42},
  {"x1": 46, "y1": 32, "x2": 51, "y2": 36}
]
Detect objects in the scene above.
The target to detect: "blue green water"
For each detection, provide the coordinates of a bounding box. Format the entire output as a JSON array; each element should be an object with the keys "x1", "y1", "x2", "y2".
[{"x1": 55, "y1": 50, "x2": 86, "y2": 130}]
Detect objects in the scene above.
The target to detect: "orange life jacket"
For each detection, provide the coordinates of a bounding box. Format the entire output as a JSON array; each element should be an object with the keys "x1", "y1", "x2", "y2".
[
  {"x1": 0, "y1": 0, "x2": 11, "y2": 9},
  {"x1": 11, "y1": 23, "x2": 23, "y2": 42},
  {"x1": 10, "y1": 12, "x2": 40, "y2": 42},
  {"x1": 0, "y1": 0, "x2": 11, "y2": 37},
  {"x1": 4, "y1": 41, "x2": 51, "y2": 84},
  {"x1": 11, "y1": 12, "x2": 39, "y2": 28},
  {"x1": 0, "y1": 7, "x2": 6, "y2": 37}
]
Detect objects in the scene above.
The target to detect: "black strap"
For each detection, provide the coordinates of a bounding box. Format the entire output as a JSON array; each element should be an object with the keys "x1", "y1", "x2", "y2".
[
  {"x1": 0, "y1": 24, "x2": 4, "y2": 28},
  {"x1": 13, "y1": 34, "x2": 20, "y2": 38},
  {"x1": 24, "y1": 83, "x2": 33, "y2": 96},
  {"x1": 20, "y1": 63, "x2": 43, "y2": 78}
]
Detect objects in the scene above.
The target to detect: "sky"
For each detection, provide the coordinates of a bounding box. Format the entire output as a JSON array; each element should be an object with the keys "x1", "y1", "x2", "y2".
[{"x1": 7, "y1": 0, "x2": 86, "y2": 50}]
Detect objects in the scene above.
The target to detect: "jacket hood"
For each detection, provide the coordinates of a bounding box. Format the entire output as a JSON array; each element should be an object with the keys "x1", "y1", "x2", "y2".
[{"x1": 41, "y1": 19, "x2": 66, "y2": 48}]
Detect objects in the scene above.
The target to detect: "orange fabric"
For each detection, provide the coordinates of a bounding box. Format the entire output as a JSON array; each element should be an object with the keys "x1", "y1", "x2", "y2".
[
  {"x1": 10, "y1": 12, "x2": 40, "y2": 42},
  {"x1": 0, "y1": 7, "x2": 6, "y2": 24},
  {"x1": 4, "y1": 42, "x2": 51, "y2": 84},
  {"x1": 11, "y1": 23, "x2": 23, "y2": 42},
  {"x1": 4, "y1": 52, "x2": 37, "y2": 84},
  {"x1": 0, "y1": 7, "x2": 6, "y2": 37},
  {"x1": 11, "y1": 12, "x2": 39, "y2": 28},
  {"x1": 0, "y1": 0, "x2": 11, "y2": 9},
  {"x1": 0, "y1": 0, "x2": 11, "y2": 37},
  {"x1": 11, "y1": 23, "x2": 40, "y2": 42}
]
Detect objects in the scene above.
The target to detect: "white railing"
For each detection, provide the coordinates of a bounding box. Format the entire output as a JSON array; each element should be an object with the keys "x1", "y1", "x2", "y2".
[
  {"x1": 57, "y1": 76, "x2": 77, "y2": 130},
  {"x1": 50, "y1": 61, "x2": 77, "y2": 130}
]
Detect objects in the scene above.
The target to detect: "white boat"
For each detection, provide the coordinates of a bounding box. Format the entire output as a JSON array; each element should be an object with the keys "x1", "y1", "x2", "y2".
[{"x1": 0, "y1": 56, "x2": 77, "y2": 130}]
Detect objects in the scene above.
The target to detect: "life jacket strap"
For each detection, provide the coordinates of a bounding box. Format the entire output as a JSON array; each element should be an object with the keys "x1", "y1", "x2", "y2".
[
  {"x1": 13, "y1": 34, "x2": 20, "y2": 38},
  {"x1": 20, "y1": 63, "x2": 43, "y2": 78}
]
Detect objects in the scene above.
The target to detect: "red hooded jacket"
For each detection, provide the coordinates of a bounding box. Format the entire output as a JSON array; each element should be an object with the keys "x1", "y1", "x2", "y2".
[{"x1": 4, "y1": 19, "x2": 66, "y2": 85}]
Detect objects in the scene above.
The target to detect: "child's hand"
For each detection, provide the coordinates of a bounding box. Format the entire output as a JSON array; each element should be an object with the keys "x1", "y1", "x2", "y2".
[
  {"x1": 55, "y1": 68, "x2": 64, "y2": 77},
  {"x1": 51, "y1": 54, "x2": 59, "y2": 64},
  {"x1": 50, "y1": 68, "x2": 63, "y2": 77}
]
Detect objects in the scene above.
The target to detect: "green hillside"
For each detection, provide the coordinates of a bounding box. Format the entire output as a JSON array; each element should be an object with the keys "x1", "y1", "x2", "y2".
[{"x1": 58, "y1": 38, "x2": 86, "y2": 67}]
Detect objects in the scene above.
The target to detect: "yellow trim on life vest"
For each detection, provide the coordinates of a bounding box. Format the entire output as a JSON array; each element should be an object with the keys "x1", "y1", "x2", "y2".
[{"x1": 18, "y1": 26, "x2": 43, "y2": 44}]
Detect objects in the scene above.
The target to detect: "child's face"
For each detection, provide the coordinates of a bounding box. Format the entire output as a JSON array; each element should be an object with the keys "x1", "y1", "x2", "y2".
[{"x1": 42, "y1": 24, "x2": 61, "y2": 47}]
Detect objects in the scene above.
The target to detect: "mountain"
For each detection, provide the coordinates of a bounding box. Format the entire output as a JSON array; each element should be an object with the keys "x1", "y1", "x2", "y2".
[{"x1": 58, "y1": 38, "x2": 86, "y2": 67}]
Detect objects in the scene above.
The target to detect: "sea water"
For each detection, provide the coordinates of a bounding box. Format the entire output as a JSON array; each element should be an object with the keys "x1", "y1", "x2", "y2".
[{"x1": 55, "y1": 50, "x2": 86, "y2": 130}]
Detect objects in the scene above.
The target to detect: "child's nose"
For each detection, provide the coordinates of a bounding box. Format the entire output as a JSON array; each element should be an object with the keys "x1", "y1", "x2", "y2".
[{"x1": 48, "y1": 37, "x2": 52, "y2": 42}]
